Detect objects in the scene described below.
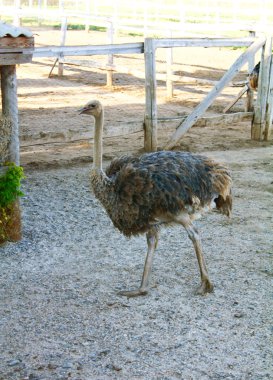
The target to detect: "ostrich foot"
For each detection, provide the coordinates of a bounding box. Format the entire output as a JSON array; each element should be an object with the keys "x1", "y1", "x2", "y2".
[
  {"x1": 195, "y1": 279, "x2": 214, "y2": 295},
  {"x1": 118, "y1": 288, "x2": 148, "y2": 298}
]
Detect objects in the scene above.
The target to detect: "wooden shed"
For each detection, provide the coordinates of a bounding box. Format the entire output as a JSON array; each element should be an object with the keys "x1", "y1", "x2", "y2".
[{"x1": 0, "y1": 21, "x2": 34, "y2": 243}]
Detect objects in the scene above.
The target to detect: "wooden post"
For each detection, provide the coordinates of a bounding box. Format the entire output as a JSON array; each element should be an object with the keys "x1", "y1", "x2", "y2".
[
  {"x1": 85, "y1": 0, "x2": 90, "y2": 32},
  {"x1": 38, "y1": 0, "x2": 42, "y2": 26},
  {"x1": 106, "y1": 21, "x2": 114, "y2": 88},
  {"x1": 166, "y1": 46, "x2": 173, "y2": 99},
  {"x1": 245, "y1": 86, "x2": 254, "y2": 112},
  {"x1": 264, "y1": 53, "x2": 273, "y2": 140},
  {"x1": 13, "y1": 0, "x2": 21, "y2": 27},
  {"x1": 0, "y1": 65, "x2": 19, "y2": 165},
  {"x1": 58, "y1": 17, "x2": 67, "y2": 77},
  {"x1": 251, "y1": 36, "x2": 272, "y2": 140},
  {"x1": 0, "y1": 68, "x2": 21, "y2": 243},
  {"x1": 144, "y1": 38, "x2": 157, "y2": 152}
]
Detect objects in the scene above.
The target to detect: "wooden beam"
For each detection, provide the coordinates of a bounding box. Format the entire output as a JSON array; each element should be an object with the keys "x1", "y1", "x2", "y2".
[
  {"x1": 251, "y1": 36, "x2": 272, "y2": 140},
  {"x1": 264, "y1": 53, "x2": 273, "y2": 140},
  {"x1": 153, "y1": 37, "x2": 255, "y2": 49},
  {"x1": 144, "y1": 38, "x2": 157, "y2": 152},
  {"x1": 0, "y1": 65, "x2": 19, "y2": 165},
  {"x1": 166, "y1": 47, "x2": 173, "y2": 99},
  {"x1": 0, "y1": 53, "x2": 33, "y2": 65},
  {"x1": 245, "y1": 87, "x2": 254, "y2": 112},
  {"x1": 58, "y1": 17, "x2": 67, "y2": 76},
  {"x1": 165, "y1": 36, "x2": 266, "y2": 150},
  {"x1": 33, "y1": 43, "x2": 144, "y2": 58}
]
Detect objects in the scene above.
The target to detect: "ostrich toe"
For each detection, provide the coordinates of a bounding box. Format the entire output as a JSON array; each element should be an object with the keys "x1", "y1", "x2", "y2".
[
  {"x1": 118, "y1": 288, "x2": 149, "y2": 298},
  {"x1": 195, "y1": 279, "x2": 214, "y2": 295}
]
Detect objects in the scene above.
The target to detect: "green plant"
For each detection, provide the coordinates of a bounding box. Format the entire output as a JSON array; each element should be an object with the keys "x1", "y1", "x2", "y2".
[
  {"x1": 0, "y1": 163, "x2": 25, "y2": 208},
  {"x1": 0, "y1": 163, "x2": 24, "y2": 243}
]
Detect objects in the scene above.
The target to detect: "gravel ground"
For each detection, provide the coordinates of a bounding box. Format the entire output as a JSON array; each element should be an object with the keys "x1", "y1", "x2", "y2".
[{"x1": 1, "y1": 147, "x2": 273, "y2": 380}]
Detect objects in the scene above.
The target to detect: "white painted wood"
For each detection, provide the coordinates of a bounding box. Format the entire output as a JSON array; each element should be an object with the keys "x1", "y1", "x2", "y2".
[
  {"x1": 33, "y1": 43, "x2": 144, "y2": 57},
  {"x1": 251, "y1": 36, "x2": 272, "y2": 140},
  {"x1": 106, "y1": 21, "x2": 114, "y2": 88},
  {"x1": 165, "y1": 37, "x2": 266, "y2": 150},
  {"x1": 153, "y1": 38, "x2": 255, "y2": 49},
  {"x1": 166, "y1": 46, "x2": 173, "y2": 99},
  {"x1": 58, "y1": 16, "x2": 67, "y2": 76},
  {"x1": 264, "y1": 53, "x2": 273, "y2": 140}
]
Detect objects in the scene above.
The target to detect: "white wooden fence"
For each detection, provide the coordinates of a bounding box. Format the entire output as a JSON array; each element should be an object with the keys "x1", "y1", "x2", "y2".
[
  {"x1": 1, "y1": 0, "x2": 273, "y2": 37},
  {"x1": 30, "y1": 35, "x2": 273, "y2": 151},
  {"x1": 143, "y1": 36, "x2": 273, "y2": 150}
]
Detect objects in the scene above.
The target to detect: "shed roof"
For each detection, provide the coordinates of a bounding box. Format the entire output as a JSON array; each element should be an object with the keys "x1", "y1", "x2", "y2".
[{"x1": 0, "y1": 21, "x2": 33, "y2": 38}]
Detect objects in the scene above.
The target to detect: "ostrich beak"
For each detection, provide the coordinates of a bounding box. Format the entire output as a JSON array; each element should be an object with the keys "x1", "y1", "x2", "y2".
[{"x1": 78, "y1": 106, "x2": 88, "y2": 114}]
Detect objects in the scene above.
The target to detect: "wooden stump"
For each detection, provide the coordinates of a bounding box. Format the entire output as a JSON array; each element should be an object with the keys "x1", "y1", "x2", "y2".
[{"x1": 0, "y1": 200, "x2": 21, "y2": 244}]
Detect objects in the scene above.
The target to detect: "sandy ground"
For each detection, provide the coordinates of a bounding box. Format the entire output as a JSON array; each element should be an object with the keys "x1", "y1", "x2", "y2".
[{"x1": 0, "y1": 29, "x2": 273, "y2": 379}]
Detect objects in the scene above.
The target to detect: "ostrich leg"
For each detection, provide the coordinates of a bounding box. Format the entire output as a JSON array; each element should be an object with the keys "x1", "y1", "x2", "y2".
[
  {"x1": 118, "y1": 227, "x2": 159, "y2": 297},
  {"x1": 184, "y1": 223, "x2": 214, "y2": 295}
]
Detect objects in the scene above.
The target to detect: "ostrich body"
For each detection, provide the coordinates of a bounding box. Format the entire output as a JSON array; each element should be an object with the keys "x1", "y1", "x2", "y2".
[{"x1": 79, "y1": 100, "x2": 232, "y2": 297}]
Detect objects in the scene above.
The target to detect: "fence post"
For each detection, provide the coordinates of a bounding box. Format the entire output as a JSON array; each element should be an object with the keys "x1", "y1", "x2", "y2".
[
  {"x1": 144, "y1": 38, "x2": 157, "y2": 152},
  {"x1": 85, "y1": 0, "x2": 90, "y2": 32},
  {"x1": 13, "y1": 0, "x2": 21, "y2": 26},
  {"x1": 0, "y1": 65, "x2": 19, "y2": 165},
  {"x1": 58, "y1": 17, "x2": 67, "y2": 77},
  {"x1": 245, "y1": 87, "x2": 254, "y2": 112},
  {"x1": 264, "y1": 52, "x2": 273, "y2": 139},
  {"x1": 251, "y1": 36, "x2": 272, "y2": 140},
  {"x1": 106, "y1": 20, "x2": 114, "y2": 88},
  {"x1": 166, "y1": 33, "x2": 173, "y2": 99}
]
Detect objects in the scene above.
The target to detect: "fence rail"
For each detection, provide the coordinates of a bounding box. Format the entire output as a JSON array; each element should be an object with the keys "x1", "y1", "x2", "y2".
[{"x1": 30, "y1": 35, "x2": 273, "y2": 149}]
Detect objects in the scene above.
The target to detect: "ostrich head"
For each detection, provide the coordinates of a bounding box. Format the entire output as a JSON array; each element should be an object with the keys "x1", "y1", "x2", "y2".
[{"x1": 78, "y1": 100, "x2": 102, "y2": 117}]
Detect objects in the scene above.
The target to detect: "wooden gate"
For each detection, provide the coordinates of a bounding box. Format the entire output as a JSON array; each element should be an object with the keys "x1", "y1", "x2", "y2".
[{"x1": 144, "y1": 36, "x2": 273, "y2": 151}]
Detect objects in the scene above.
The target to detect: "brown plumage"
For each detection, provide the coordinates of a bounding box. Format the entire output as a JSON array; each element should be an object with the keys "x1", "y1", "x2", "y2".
[
  {"x1": 248, "y1": 61, "x2": 260, "y2": 91},
  {"x1": 79, "y1": 100, "x2": 232, "y2": 297}
]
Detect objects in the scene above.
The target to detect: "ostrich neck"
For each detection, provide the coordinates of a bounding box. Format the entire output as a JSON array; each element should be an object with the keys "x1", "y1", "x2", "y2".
[{"x1": 93, "y1": 111, "x2": 104, "y2": 170}]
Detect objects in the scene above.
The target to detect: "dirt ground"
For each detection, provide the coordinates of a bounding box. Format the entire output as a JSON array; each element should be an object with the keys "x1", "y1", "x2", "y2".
[{"x1": 0, "y1": 29, "x2": 273, "y2": 379}]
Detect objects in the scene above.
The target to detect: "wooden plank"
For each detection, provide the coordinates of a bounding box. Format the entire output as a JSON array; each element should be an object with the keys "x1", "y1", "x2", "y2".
[
  {"x1": 33, "y1": 43, "x2": 144, "y2": 58},
  {"x1": 164, "y1": 36, "x2": 266, "y2": 150},
  {"x1": 0, "y1": 53, "x2": 33, "y2": 65},
  {"x1": 144, "y1": 38, "x2": 157, "y2": 152},
  {"x1": 154, "y1": 38, "x2": 255, "y2": 49},
  {"x1": 166, "y1": 47, "x2": 173, "y2": 99},
  {"x1": 58, "y1": 17, "x2": 67, "y2": 77},
  {"x1": 106, "y1": 21, "x2": 114, "y2": 88},
  {"x1": 264, "y1": 53, "x2": 273, "y2": 140},
  {"x1": 251, "y1": 36, "x2": 272, "y2": 140},
  {"x1": 0, "y1": 65, "x2": 19, "y2": 165}
]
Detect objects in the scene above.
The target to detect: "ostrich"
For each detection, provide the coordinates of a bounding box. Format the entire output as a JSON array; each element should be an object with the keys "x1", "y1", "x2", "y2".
[
  {"x1": 248, "y1": 61, "x2": 260, "y2": 91},
  {"x1": 79, "y1": 100, "x2": 232, "y2": 297}
]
